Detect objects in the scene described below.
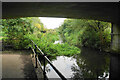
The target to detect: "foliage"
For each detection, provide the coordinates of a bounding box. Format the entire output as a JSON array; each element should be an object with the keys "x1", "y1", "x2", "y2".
[
  {"x1": 27, "y1": 29, "x2": 80, "y2": 56},
  {"x1": 2, "y1": 17, "x2": 43, "y2": 49},
  {"x1": 58, "y1": 19, "x2": 111, "y2": 50},
  {"x1": 2, "y1": 17, "x2": 80, "y2": 56}
]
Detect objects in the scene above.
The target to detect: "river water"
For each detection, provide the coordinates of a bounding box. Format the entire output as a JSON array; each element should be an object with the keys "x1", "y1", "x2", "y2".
[
  {"x1": 39, "y1": 47, "x2": 111, "y2": 79},
  {"x1": 1, "y1": 40, "x2": 119, "y2": 79}
]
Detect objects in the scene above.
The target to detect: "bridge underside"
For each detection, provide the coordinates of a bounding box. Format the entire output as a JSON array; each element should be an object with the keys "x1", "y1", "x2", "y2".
[
  {"x1": 2, "y1": 2, "x2": 120, "y2": 52},
  {"x1": 2, "y1": 2, "x2": 119, "y2": 23}
]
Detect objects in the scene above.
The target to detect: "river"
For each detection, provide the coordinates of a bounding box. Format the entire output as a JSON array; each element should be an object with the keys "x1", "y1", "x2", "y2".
[
  {"x1": 39, "y1": 47, "x2": 111, "y2": 79},
  {"x1": 1, "y1": 40, "x2": 120, "y2": 79}
]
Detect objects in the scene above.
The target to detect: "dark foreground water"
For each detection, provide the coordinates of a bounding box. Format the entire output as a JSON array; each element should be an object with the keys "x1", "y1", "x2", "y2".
[{"x1": 39, "y1": 47, "x2": 112, "y2": 79}]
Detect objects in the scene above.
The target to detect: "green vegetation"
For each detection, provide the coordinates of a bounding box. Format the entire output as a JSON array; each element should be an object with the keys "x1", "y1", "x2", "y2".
[
  {"x1": 0, "y1": 29, "x2": 3, "y2": 40},
  {"x1": 2, "y1": 17, "x2": 80, "y2": 56},
  {"x1": 2, "y1": 17, "x2": 111, "y2": 56},
  {"x1": 2, "y1": 17, "x2": 35, "y2": 49},
  {"x1": 58, "y1": 19, "x2": 111, "y2": 51},
  {"x1": 27, "y1": 28, "x2": 80, "y2": 56},
  {"x1": 1, "y1": 17, "x2": 111, "y2": 79}
]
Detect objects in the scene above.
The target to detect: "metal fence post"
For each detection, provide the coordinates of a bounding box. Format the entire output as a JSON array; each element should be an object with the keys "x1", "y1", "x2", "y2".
[
  {"x1": 43, "y1": 55, "x2": 46, "y2": 80},
  {"x1": 35, "y1": 45, "x2": 38, "y2": 68},
  {"x1": 31, "y1": 40, "x2": 66, "y2": 80}
]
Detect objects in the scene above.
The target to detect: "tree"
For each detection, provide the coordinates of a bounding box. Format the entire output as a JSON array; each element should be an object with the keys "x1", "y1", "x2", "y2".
[
  {"x1": 2, "y1": 17, "x2": 43, "y2": 49},
  {"x1": 58, "y1": 19, "x2": 111, "y2": 50}
]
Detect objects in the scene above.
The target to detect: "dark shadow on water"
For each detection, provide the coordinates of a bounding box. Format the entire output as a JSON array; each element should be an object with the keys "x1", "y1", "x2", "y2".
[{"x1": 71, "y1": 47, "x2": 110, "y2": 79}]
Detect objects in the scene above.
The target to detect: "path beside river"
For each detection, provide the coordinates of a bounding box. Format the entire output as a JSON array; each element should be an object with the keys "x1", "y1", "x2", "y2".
[{"x1": 2, "y1": 50, "x2": 38, "y2": 79}]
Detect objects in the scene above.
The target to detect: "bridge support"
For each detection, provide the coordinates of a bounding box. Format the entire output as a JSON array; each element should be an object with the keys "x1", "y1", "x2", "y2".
[
  {"x1": 111, "y1": 23, "x2": 120, "y2": 53},
  {"x1": 110, "y1": 53, "x2": 120, "y2": 80}
]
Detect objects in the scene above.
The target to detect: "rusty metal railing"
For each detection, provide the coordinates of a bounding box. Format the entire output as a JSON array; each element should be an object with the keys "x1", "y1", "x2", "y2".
[{"x1": 31, "y1": 40, "x2": 67, "y2": 80}]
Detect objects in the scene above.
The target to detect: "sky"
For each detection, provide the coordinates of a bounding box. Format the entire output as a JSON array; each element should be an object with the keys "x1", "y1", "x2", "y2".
[{"x1": 39, "y1": 17, "x2": 66, "y2": 29}]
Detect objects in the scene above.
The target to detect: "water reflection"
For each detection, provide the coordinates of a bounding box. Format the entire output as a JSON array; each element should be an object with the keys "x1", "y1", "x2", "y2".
[
  {"x1": 39, "y1": 47, "x2": 110, "y2": 79},
  {"x1": 72, "y1": 47, "x2": 110, "y2": 79},
  {"x1": 46, "y1": 56, "x2": 78, "y2": 78}
]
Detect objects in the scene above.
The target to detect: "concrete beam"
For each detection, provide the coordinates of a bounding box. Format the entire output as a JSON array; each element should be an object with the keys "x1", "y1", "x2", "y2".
[
  {"x1": 2, "y1": 2, "x2": 119, "y2": 24},
  {"x1": 111, "y1": 24, "x2": 120, "y2": 53},
  {"x1": 1, "y1": 0, "x2": 120, "y2": 2}
]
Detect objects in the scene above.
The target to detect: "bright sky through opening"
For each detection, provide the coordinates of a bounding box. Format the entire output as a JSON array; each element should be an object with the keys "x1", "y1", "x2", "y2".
[{"x1": 39, "y1": 17, "x2": 66, "y2": 29}]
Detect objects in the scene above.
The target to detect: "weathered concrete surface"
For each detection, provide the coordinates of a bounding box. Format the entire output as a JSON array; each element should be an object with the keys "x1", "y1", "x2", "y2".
[
  {"x1": 31, "y1": 54, "x2": 44, "y2": 80},
  {"x1": 0, "y1": 40, "x2": 2, "y2": 79},
  {"x1": 2, "y1": 50, "x2": 38, "y2": 79},
  {"x1": 110, "y1": 53, "x2": 120, "y2": 80},
  {"x1": 0, "y1": 52, "x2": 2, "y2": 80},
  {"x1": 2, "y1": 0, "x2": 120, "y2": 2},
  {"x1": 111, "y1": 24, "x2": 120, "y2": 53},
  {"x1": 2, "y1": 2, "x2": 119, "y2": 24}
]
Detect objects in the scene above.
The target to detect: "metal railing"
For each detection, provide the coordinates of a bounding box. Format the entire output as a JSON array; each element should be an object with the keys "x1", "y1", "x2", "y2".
[{"x1": 31, "y1": 40, "x2": 67, "y2": 80}]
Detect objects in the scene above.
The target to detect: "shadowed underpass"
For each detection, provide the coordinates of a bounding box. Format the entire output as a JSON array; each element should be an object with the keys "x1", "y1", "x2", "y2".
[
  {"x1": 1, "y1": 2, "x2": 120, "y2": 79},
  {"x1": 2, "y1": 50, "x2": 38, "y2": 79}
]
